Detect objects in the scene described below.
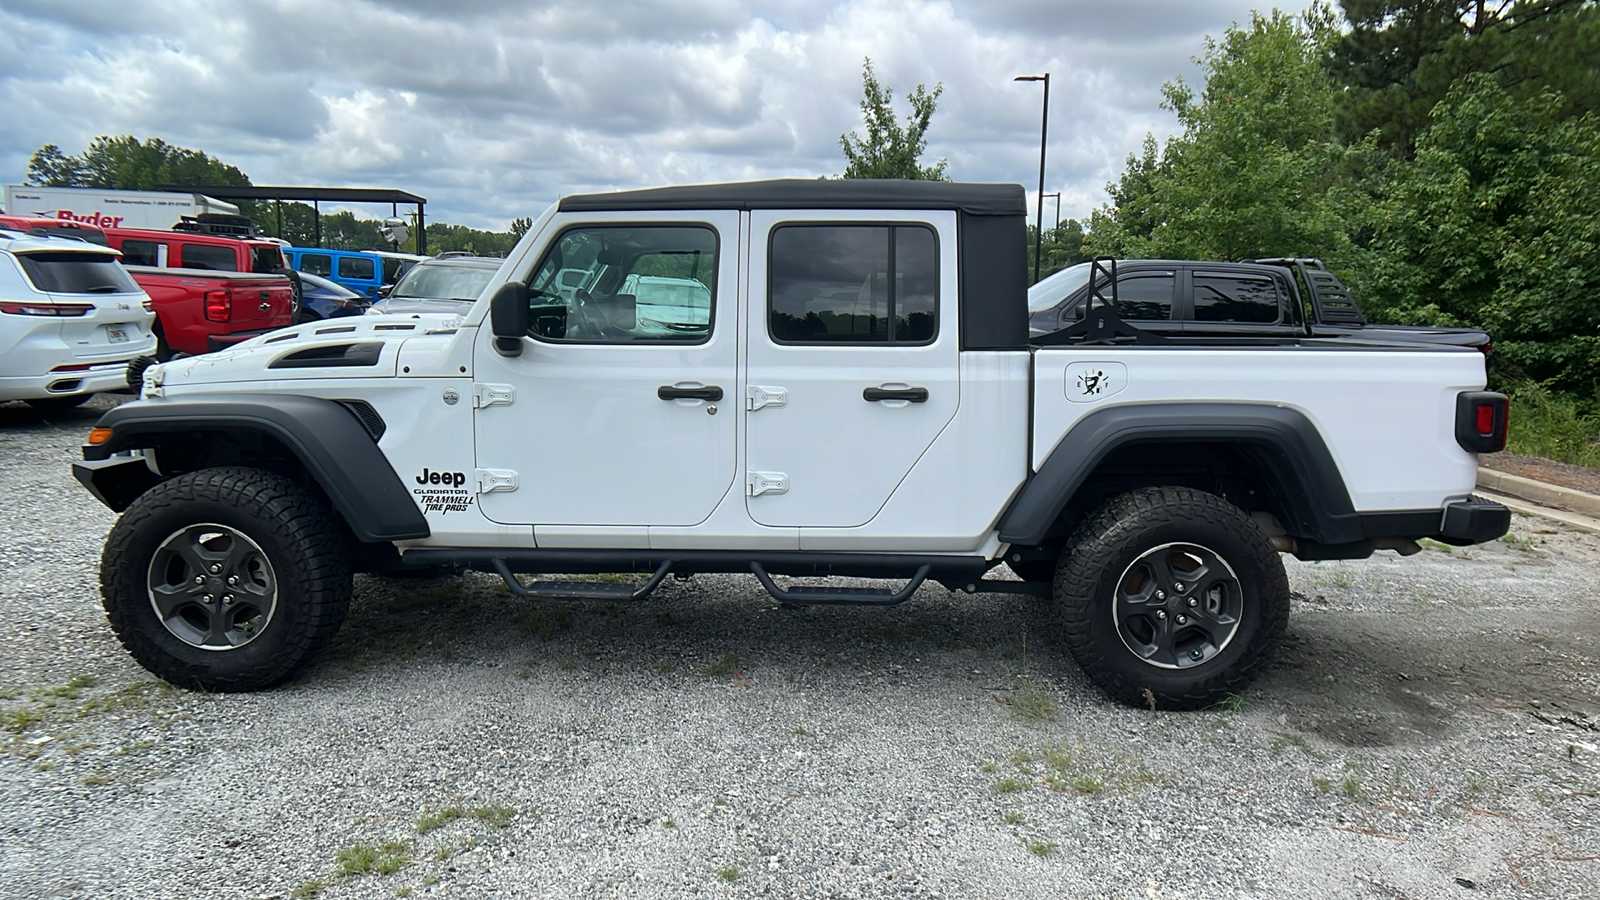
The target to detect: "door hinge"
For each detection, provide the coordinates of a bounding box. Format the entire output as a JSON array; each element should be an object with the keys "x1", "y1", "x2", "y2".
[
  {"x1": 475, "y1": 468, "x2": 519, "y2": 494},
  {"x1": 473, "y1": 383, "x2": 515, "y2": 408},
  {"x1": 746, "y1": 471, "x2": 788, "y2": 497},
  {"x1": 746, "y1": 385, "x2": 788, "y2": 411}
]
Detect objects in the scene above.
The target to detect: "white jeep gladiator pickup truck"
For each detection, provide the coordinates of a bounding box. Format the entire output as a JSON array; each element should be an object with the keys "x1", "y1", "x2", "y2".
[{"x1": 73, "y1": 180, "x2": 1511, "y2": 709}]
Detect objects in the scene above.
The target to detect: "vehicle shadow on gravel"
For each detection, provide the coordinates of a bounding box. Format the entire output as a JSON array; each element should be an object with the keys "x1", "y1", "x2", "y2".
[{"x1": 314, "y1": 571, "x2": 1091, "y2": 694}]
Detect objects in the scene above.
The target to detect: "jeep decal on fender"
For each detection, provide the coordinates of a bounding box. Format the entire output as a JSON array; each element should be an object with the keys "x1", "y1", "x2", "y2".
[{"x1": 413, "y1": 467, "x2": 474, "y2": 514}]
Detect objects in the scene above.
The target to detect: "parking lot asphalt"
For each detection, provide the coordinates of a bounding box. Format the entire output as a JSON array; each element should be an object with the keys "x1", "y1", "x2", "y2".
[{"x1": 2, "y1": 394, "x2": 1597, "y2": 899}]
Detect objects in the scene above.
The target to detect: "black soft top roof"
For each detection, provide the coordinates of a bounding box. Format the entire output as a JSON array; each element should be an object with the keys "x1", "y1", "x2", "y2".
[{"x1": 560, "y1": 179, "x2": 1026, "y2": 217}]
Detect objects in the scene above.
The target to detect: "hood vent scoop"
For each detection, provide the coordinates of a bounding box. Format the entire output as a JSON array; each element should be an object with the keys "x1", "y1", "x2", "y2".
[{"x1": 268, "y1": 342, "x2": 384, "y2": 369}]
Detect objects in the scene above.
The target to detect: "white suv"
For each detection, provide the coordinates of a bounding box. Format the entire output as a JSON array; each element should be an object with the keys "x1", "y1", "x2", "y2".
[{"x1": 0, "y1": 229, "x2": 157, "y2": 410}]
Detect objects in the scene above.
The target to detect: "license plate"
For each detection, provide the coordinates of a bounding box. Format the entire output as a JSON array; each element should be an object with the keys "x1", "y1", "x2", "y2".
[{"x1": 106, "y1": 326, "x2": 129, "y2": 343}]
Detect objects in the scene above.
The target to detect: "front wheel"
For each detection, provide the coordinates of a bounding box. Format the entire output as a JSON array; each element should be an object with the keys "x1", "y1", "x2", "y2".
[
  {"x1": 99, "y1": 468, "x2": 353, "y2": 691},
  {"x1": 1053, "y1": 486, "x2": 1289, "y2": 710}
]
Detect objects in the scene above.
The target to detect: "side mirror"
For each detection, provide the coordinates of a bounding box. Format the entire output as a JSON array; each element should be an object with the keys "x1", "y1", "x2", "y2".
[
  {"x1": 377, "y1": 284, "x2": 393, "y2": 298},
  {"x1": 490, "y1": 282, "x2": 529, "y2": 357}
]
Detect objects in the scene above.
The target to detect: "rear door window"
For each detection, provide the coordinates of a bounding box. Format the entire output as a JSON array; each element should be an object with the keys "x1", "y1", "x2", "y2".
[
  {"x1": 1193, "y1": 273, "x2": 1281, "y2": 324},
  {"x1": 250, "y1": 246, "x2": 284, "y2": 274},
  {"x1": 180, "y1": 244, "x2": 237, "y2": 271},
  {"x1": 119, "y1": 239, "x2": 166, "y2": 267},
  {"x1": 339, "y1": 256, "x2": 376, "y2": 281},
  {"x1": 299, "y1": 253, "x2": 333, "y2": 276},
  {"x1": 768, "y1": 224, "x2": 937, "y2": 344}
]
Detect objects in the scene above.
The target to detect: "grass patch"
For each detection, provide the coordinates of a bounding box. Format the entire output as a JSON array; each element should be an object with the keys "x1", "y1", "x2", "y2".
[
  {"x1": 336, "y1": 840, "x2": 413, "y2": 876},
  {"x1": 1025, "y1": 839, "x2": 1056, "y2": 857},
  {"x1": 1001, "y1": 677, "x2": 1057, "y2": 722},
  {"x1": 1002, "y1": 810, "x2": 1025, "y2": 825},
  {"x1": 994, "y1": 777, "x2": 1029, "y2": 794},
  {"x1": 1341, "y1": 774, "x2": 1365, "y2": 799},
  {"x1": 514, "y1": 604, "x2": 572, "y2": 641},
  {"x1": 703, "y1": 653, "x2": 740, "y2": 677},
  {"x1": 1313, "y1": 776, "x2": 1333, "y2": 793},
  {"x1": 290, "y1": 879, "x2": 329, "y2": 899},
  {"x1": 715, "y1": 865, "x2": 742, "y2": 882},
  {"x1": 1506, "y1": 384, "x2": 1600, "y2": 467},
  {"x1": 1212, "y1": 693, "x2": 1243, "y2": 713},
  {"x1": 415, "y1": 805, "x2": 465, "y2": 835},
  {"x1": 473, "y1": 804, "x2": 515, "y2": 829},
  {"x1": 3, "y1": 706, "x2": 44, "y2": 734}
]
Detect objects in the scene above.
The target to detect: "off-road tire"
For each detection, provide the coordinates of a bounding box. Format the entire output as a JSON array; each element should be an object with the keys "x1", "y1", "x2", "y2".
[
  {"x1": 100, "y1": 467, "x2": 352, "y2": 691},
  {"x1": 1053, "y1": 486, "x2": 1289, "y2": 710}
]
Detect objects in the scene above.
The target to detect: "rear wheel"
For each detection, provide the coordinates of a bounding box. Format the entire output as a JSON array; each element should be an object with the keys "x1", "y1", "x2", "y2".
[
  {"x1": 100, "y1": 467, "x2": 353, "y2": 691},
  {"x1": 1053, "y1": 486, "x2": 1289, "y2": 710}
]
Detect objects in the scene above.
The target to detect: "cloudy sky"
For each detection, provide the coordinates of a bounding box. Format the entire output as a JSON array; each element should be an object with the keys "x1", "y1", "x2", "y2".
[{"x1": 0, "y1": 0, "x2": 1269, "y2": 232}]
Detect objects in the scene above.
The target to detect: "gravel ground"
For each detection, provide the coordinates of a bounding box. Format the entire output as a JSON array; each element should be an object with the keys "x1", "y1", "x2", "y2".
[{"x1": 2, "y1": 395, "x2": 1598, "y2": 900}]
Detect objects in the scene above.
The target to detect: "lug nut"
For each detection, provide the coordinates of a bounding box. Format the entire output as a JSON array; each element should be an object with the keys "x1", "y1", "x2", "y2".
[
  {"x1": 202, "y1": 595, "x2": 214, "y2": 605},
  {"x1": 1174, "y1": 582, "x2": 1186, "y2": 592},
  {"x1": 194, "y1": 575, "x2": 205, "y2": 585},
  {"x1": 1155, "y1": 591, "x2": 1166, "y2": 601},
  {"x1": 227, "y1": 575, "x2": 239, "y2": 586},
  {"x1": 210, "y1": 564, "x2": 222, "y2": 574},
  {"x1": 1156, "y1": 610, "x2": 1167, "y2": 620},
  {"x1": 223, "y1": 595, "x2": 235, "y2": 606},
  {"x1": 1188, "y1": 597, "x2": 1197, "y2": 607},
  {"x1": 1176, "y1": 615, "x2": 1188, "y2": 625}
]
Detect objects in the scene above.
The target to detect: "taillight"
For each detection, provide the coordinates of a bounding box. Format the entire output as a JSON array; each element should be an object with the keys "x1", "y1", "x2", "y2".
[
  {"x1": 0, "y1": 301, "x2": 93, "y2": 316},
  {"x1": 205, "y1": 289, "x2": 231, "y2": 323},
  {"x1": 1456, "y1": 391, "x2": 1508, "y2": 453},
  {"x1": 141, "y1": 297, "x2": 154, "y2": 313}
]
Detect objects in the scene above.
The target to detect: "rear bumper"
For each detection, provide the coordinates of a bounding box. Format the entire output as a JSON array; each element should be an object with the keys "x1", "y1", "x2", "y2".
[
  {"x1": 0, "y1": 362, "x2": 137, "y2": 402},
  {"x1": 1436, "y1": 496, "x2": 1512, "y2": 545},
  {"x1": 206, "y1": 328, "x2": 281, "y2": 353}
]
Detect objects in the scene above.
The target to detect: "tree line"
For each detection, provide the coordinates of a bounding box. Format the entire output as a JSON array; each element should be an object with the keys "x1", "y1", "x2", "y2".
[
  {"x1": 835, "y1": 4, "x2": 1598, "y2": 405},
  {"x1": 23, "y1": 136, "x2": 522, "y2": 256}
]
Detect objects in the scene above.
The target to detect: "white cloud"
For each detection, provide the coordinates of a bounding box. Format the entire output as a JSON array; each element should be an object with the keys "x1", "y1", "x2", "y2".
[{"x1": 0, "y1": 0, "x2": 1264, "y2": 230}]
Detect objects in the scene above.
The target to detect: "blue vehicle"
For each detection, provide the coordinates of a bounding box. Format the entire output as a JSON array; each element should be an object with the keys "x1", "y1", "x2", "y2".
[
  {"x1": 285, "y1": 248, "x2": 384, "y2": 299},
  {"x1": 294, "y1": 271, "x2": 371, "y2": 323}
]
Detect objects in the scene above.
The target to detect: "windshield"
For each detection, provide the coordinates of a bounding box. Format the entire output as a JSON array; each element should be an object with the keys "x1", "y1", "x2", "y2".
[
  {"x1": 1027, "y1": 261, "x2": 1093, "y2": 313},
  {"x1": 392, "y1": 264, "x2": 496, "y2": 302}
]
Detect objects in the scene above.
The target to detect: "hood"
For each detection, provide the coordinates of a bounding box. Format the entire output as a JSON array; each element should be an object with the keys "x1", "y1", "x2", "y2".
[
  {"x1": 366, "y1": 297, "x2": 476, "y2": 316},
  {"x1": 143, "y1": 314, "x2": 464, "y2": 392}
]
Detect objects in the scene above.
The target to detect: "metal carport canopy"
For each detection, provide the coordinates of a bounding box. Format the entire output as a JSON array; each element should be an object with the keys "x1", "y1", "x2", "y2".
[{"x1": 156, "y1": 185, "x2": 428, "y2": 253}]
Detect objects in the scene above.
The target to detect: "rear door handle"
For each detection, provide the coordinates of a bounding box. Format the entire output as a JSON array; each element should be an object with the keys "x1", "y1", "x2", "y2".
[
  {"x1": 658, "y1": 384, "x2": 723, "y2": 401},
  {"x1": 863, "y1": 386, "x2": 929, "y2": 403}
]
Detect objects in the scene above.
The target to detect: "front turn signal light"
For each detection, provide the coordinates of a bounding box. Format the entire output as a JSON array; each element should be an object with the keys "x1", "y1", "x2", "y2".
[{"x1": 87, "y1": 427, "x2": 114, "y2": 445}]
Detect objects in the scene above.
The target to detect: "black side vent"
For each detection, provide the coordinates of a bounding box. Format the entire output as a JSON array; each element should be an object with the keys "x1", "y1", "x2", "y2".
[
  {"x1": 268, "y1": 342, "x2": 384, "y2": 369},
  {"x1": 336, "y1": 400, "x2": 387, "y2": 441},
  {"x1": 1305, "y1": 266, "x2": 1364, "y2": 325}
]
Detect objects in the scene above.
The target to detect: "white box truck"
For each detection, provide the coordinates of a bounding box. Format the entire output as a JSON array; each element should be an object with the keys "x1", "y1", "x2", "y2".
[{"x1": 2, "y1": 185, "x2": 241, "y2": 230}]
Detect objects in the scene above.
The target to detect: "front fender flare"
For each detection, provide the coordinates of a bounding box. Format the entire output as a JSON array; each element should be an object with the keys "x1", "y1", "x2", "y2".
[{"x1": 79, "y1": 394, "x2": 429, "y2": 543}]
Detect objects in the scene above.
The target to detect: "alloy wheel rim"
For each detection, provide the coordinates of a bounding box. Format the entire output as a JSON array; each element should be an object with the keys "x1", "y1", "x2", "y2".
[
  {"x1": 146, "y1": 523, "x2": 278, "y2": 651},
  {"x1": 1112, "y1": 541, "x2": 1243, "y2": 669}
]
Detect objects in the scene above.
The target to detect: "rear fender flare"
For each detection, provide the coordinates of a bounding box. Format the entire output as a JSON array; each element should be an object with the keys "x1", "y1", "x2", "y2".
[{"x1": 997, "y1": 402, "x2": 1360, "y2": 546}]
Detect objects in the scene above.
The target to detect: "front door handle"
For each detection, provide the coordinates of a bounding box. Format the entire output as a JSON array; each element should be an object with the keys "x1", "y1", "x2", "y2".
[
  {"x1": 658, "y1": 384, "x2": 723, "y2": 401},
  {"x1": 863, "y1": 386, "x2": 929, "y2": 403}
]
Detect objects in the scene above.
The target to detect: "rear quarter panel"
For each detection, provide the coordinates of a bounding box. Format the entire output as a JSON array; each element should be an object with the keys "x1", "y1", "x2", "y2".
[{"x1": 1033, "y1": 345, "x2": 1487, "y2": 512}]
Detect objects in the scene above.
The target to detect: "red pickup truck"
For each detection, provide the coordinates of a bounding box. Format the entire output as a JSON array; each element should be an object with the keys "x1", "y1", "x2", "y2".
[{"x1": 103, "y1": 227, "x2": 296, "y2": 357}]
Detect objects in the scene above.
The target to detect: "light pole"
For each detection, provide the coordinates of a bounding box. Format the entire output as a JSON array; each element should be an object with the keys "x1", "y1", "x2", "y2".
[{"x1": 1014, "y1": 73, "x2": 1049, "y2": 283}]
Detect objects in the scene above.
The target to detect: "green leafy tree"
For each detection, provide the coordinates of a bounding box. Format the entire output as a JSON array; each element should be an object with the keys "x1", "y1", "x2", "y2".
[
  {"x1": 25, "y1": 134, "x2": 261, "y2": 223},
  {"x1": 509, "y1": 216, "x2": 534, "y2": 240},
  {"x1": 1355, "y1": 75, "x2": 1600, "y2": 393},
  {"x1": 1088, "y1": 7, "x2": 1355, "y2": 263},
  {"x1": 1328, "y1": 0, "x2": 1599, "y2": 156},
  {"x1": 839, "y1": 58, "x2": 949, "y2": 180}
]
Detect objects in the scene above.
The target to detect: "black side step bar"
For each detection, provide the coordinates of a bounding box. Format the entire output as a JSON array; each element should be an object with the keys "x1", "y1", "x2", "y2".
[
  {"x1": 749, "y1": 562, "x2": 930, "y2": 606},
  {"x1": 492, "y1": 558, "x2": 673, "y2": 601}
]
